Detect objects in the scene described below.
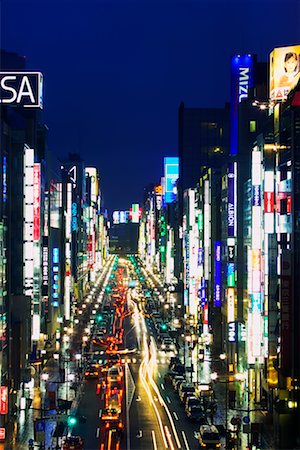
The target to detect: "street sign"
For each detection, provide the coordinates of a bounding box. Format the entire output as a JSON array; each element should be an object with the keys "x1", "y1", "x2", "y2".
[
  {"x1": 243, "y1": 415, "x2": 250, "y2": 424},
  {"x1": 34, "y1": 419, "x2": 45, "y2": 443},
  {"x1": 0, "y1": 428, "x2": 5, "y2": 440},
  {"x1": 43, "y1": 414, "x2": 67, "y2": 422}
]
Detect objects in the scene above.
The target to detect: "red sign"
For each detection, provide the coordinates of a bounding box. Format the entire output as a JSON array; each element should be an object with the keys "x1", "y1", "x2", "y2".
[
  {"x1": 203, "y1": 304, "x2": 208, "y2": 325},
  {"x1": 264, "y1": 192, "x2": 274, "y2": 213},
  {"x1": 0, "y1": 386, "x2": 8, "y2": 415},
  {"x1": 33, "y1": 163, "x2": 41, "y2": 241},
  {"x1": 0, "y1": 428, "x2": 5, "y2": 440}
]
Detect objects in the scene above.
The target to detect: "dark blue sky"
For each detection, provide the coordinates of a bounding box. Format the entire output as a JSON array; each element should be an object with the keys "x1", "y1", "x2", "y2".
[{"x1": 2, "y1": 0, "x2": 300, "y2": 212}]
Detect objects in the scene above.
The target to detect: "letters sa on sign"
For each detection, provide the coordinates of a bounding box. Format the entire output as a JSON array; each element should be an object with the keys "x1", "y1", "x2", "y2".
[{"x1": 0, "y1": 72, "x2": 43, "y2": 108}]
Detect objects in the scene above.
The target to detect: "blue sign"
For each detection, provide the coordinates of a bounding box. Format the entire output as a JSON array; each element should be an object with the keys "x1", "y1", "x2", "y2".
[
  {"x1": 228, "y1": 163, "x2": 236, "y2": 237},
  {"x1": 35, "y1": 420, "x2": 45, "y2": 432},
  {"x1": 164, "y1": 157, "x2": 179, "y2": 203},
  {"x1": 52, "y1": 247, "x2": 59, "y2": 306},
  {"x1": 214, "y1": 241, "x2": 221, "y2": 307},
  {"x1": 243, "y1": 416, "x2": 250, "y2": 424},
  {"x1": 230, "y1": 54, "x2": 254, "y2": 156},
  {"x1": 252, "y1": 185, "x2": 261, "y2": 206},
  {"x1": 252, "y1": 292, "x2": 262, "y2": 313}
]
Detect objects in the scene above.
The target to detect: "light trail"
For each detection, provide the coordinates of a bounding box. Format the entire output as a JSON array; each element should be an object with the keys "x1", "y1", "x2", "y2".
[
  {"x1": 152, "y1": 430, "x2": 158, "y2": 450},
  {"x1": 139, "y1": 335, "x2": 168, "y2": 449},
  {"x1": 165, "y1": 425, "x2": 176, "y2": 450},
  {"x1": 107, "y1": 430, "x2": 112, "y2": 450},
  {"x1": 147, "y1": 337, "x2": 182, "y2": 449}
]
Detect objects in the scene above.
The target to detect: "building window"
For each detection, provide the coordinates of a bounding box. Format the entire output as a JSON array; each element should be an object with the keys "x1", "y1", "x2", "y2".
[{"x1": 249, "y1": 120, "x2": 256, "y2": 133}]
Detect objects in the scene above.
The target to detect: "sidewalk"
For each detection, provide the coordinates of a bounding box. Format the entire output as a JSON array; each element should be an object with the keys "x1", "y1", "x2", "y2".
[{"x1": 5, "y1": 368, "x2": 81, "y2": 450}]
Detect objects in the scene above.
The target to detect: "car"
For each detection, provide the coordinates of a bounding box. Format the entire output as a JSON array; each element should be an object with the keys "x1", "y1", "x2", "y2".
[
  {"x1": 185, "y1": 396, "x2": 202, "y2": 410},
  {"x1": 62, "y1": 436, "x2": 84, "y2": 450},
  {"x1": 172, "y1": 375, "x2": 185, "y2": 389},
  {"x1": 170, "y1": 363, "x2": 185, "y2": 375},
  {"x1": 101, "y1": 407, "x2": 120, "y2": 421},
  {"x1": 174, "y1": 378, "x2": 187, "y2": 393},
  {"x1": 179, "y1": 383, "x2": 195, "y2": 402},
  {"x1": 185, "y1": 405, "x2": 208, "y2": 423},
  {"x1": 198, "y1": 425, "x2": 221, "y2": 449},
  {"x1": 84, "y1": 364, "x2": 100, "y2": 379},
  {"x1": 181, "y1": 389, "x2": 196, "y2": 405},
  {"x1": 169, "y1": 357, "x2": 181, "y2": 368},
  {"x1": 107, "y1": 365, "x2": 123, "y2": 383},
  {"x1": 160, "y1": 338, "x2": 176, "y2": 351}
]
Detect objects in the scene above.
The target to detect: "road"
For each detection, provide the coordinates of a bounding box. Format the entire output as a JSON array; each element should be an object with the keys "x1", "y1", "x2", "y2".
[{"x1": 68, "y1": 258, "x2": 204, "y2": 450}]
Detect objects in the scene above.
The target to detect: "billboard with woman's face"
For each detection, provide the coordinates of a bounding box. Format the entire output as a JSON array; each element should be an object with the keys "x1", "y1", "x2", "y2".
[{"x1": 270, "y1": 45, "x2": 300, "y2": 101}]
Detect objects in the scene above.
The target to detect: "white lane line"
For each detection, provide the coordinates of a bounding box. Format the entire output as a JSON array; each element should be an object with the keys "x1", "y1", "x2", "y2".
[
  {"x1": 160, "y1": 383, "x2": 165, "y2": 390},
  {"x1": 151, "y1": 430, "x2": 158, "y2": 450},
  {"x1": 166, "y1": 396, "x2": 171, "y2": 404},
  {"x1": 173, "y1": 411, "x2": 179, "y2": 420},
  {"x1": 181, "y1": 430, "x2": 190, "y2": 450},
  {"x1": 158, "y1": 372, "x2": 161, "y2": 378},
  {"x1": 96, "y1": 428, "x2": 100, "y2": 438},
  {"x1": 98, "y1": 409, "x2": 102, "y2": 418}
]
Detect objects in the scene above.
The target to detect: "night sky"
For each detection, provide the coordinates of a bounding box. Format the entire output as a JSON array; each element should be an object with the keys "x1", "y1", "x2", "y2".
[{"x1": 2, "y1": 0, "x2": 300, "y2": 213}]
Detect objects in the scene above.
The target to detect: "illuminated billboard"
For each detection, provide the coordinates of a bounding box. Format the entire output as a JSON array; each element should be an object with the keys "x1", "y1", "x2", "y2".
[
  {"x1": 164, "y1": 157, "x2": 179, "y2": 203},
  {"x1": 85, "y1": 167, "x2": 98, "y2": 204},
  {"x1": 270, "y1": 45, "x2": 300, "y2": 101},
  {"x1": 33, "y1": 164, "x2": 41, "y2": 241},
  {"x1": 214, "y1": 241, "x2": 221, "y2": 307},
  {"x1": 0, "y1": 72, "x2": 43, "y2": 108},
  {"x1": 230, "y1": 54, "x2": 254, "y2": 156},
  {"x1": 227, "y1": 163, "x2": 237, "y2": 237}
]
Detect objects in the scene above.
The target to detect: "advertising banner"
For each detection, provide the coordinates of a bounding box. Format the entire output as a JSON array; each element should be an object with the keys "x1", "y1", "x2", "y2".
[
  {"x1": 228, "y1": 163, "x2": 236, "y2": 237},
  {"x1": 0, "y1": 386, "x2": 8, "y2": 415},
  {"x1": 230, "y1": 54, "x2": 254, "y2": 155},
  {"x1": 33, "y1": 164, "x2": 41, "y2": 241},
  {"x1": 164, "y1": 157, "x2": 179, "y2": 203},
  {"x1": 270, "y1": 45, "x2": 300, "y2": 101},
  {"x1": 214, "y1": 241, "x2": 221, "y2": 307},
  {"x1": 0, "y1": 72, "x2": 43, "y2": 108}
]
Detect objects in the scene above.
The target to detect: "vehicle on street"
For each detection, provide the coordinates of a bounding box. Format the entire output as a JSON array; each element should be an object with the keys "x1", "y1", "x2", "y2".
[
  {"x1": 198, "y1": 424, "x2": 221, "y2": 448},
  {"x1": 107, "y1": 365, "x2": 123, "y2": 383},
  {"x1": 179, "y1": 383, "x2": 195, "y2": 402},
  {"x1": 84, "y1": 364, "x2": 100, "y2": 379},
  {"x1": 185, "y1": 405, "x2": 208, "y2": 424},
  {"x1": 62, "y1": 436, "x2": 84, "y2": 450},
  {"x1": 172, "y1": 375, "x2": 185, "y2": 389},
  {"x1": 185, "y1": 396, "x2": 202, "y2": 410}
]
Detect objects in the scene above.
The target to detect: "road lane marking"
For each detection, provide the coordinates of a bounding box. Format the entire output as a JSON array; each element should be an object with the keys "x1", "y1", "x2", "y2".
[
  {"x1": 136, "y1": 430, "x2": 143, "y2": 438},
  {"x1": 181, "y1": 430, "x2": 190, "y2": 450},
  {"x1": 173, "y1": 411, "x2": 179, "y2": 420},
  {"x1": 96, "y1": 428, "x2": 100, "y2": 438},
  {"x1": 166, "y1": 396, "x2": 171, "y2": 404},
  {"x1": 160, "y1": 383, "x2": 165, "y2": 390},
  {"x1": 152, "y1": 430, "x2": 158, "y2": 450},
  {"x1": 158, "y1": 372, "x2": 161, "y2": 378},
  {"x1": 98, "y1": 409, "x2": 102, "y2": 418}
]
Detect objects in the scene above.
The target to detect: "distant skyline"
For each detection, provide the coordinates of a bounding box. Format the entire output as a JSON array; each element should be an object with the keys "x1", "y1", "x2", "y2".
[{"x1": 2, "y1": 0, "x2": 300, "y2": 212}]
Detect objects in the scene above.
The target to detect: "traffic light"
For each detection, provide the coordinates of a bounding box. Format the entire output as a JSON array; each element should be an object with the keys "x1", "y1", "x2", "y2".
[
  {"x1": 96, "y1": 313, "x2": 104, "y2": 323},
  {"x1": 67, "y1": 415, "x2": 87, "y2": 426},
  {"x1": 67, "y1": 416, "x2": 77, "y2": 426},
  {"x1": 160, "y1": 323, "x2": 168, "y2": 331}
]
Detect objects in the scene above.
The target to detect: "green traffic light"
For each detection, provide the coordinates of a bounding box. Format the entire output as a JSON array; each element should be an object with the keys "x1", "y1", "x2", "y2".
[
  {"x1": 67, "y1": 416, "x2": 77, "y2": 426},
  {"x1": 96, "y1": 314, "x2": 103, "y2": 322},
  {"x1": 161, "y1": 323, "x2": 167, "y2": 331}
]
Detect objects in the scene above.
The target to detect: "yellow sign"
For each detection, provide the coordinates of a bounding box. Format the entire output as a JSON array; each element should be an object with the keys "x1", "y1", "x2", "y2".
[{"x1": 270, "y1": 45, "x2": 300, "y2": 101}]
